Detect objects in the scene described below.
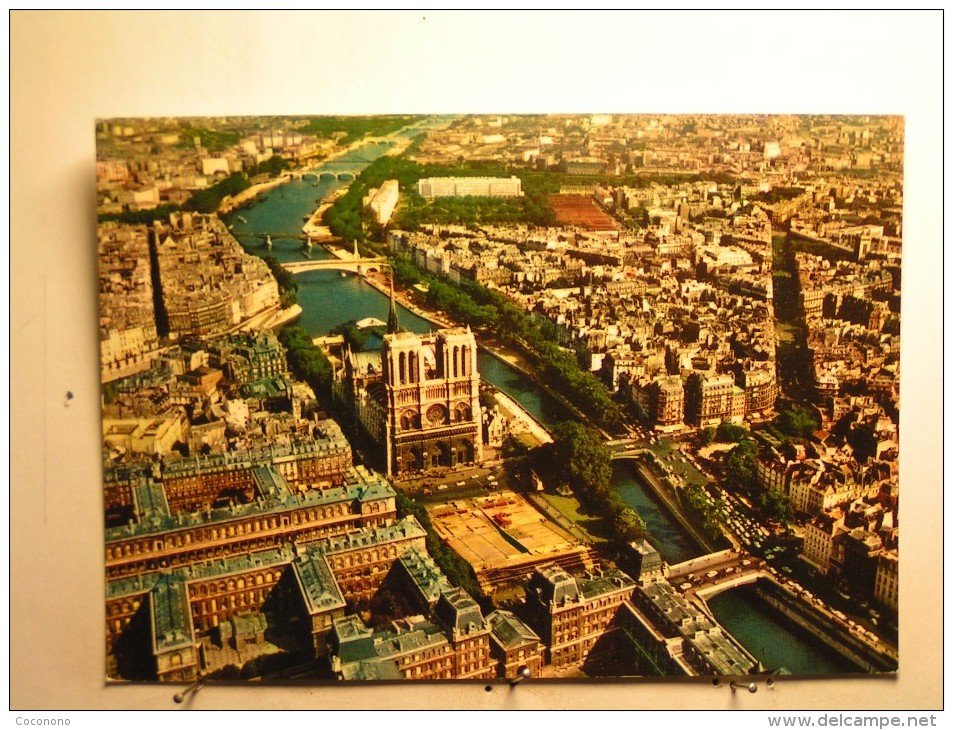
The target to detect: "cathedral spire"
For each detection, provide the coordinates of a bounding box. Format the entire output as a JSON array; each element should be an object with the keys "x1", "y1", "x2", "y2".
[{"x1": 387, "y1": 269, "x2": 400, "y2": 334}]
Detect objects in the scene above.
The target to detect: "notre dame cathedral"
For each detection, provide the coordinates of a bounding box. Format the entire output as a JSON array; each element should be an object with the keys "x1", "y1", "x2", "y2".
[{"x1": 339, "y1": 286, "x2": 483, "y2": 477}]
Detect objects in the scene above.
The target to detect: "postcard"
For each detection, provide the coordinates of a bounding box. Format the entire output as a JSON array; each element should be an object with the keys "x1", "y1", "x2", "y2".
[{"x1": 98, "y1": 114, "x2": 901, "y2": 683}]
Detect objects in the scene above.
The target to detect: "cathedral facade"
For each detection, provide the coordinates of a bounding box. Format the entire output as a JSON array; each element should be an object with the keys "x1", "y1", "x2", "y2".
[
  {"x1": 339, "y1": 283, "x2": 484, "y2": 477},
  {"x1": 379, "y1": 327, "x2": 483, "y2": 476}
]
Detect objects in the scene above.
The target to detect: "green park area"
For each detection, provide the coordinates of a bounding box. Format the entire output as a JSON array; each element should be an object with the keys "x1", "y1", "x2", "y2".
[
  {"x1": 304, "y1": 116, "x2": 419, "y2": 146},
  {"x1": 537, "y1": 492, "x2": 607, "y2": 545},
  {"x1": 178, "y1": 126, "x2": 241, "y2": 153}
]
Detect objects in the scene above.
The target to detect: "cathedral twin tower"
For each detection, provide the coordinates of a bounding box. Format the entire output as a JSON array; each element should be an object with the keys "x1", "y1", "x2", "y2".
[
  {"x1": 342, "y1": 281, "x2": 484, "y2": 477},
  {"x1": 381, "y1": 325, "x2": 483, "y2": 476}
]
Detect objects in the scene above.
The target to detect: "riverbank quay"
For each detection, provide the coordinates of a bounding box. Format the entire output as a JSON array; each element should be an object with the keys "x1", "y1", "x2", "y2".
[
  {"x1": 745, "y1": 580, "x2": 897, "y2": 673},
  {"x1": 625, "y1": 458, "x2": 725, "y2": 555},
  {"x1": 221, "y1": 302, "x2": 303, "y2": 336},
  {"x1": 361, "y1": 269, "x2": 453, "y2": 328},
  {"x1": 218, "y1": 175, "x2": 292, "y2": 214},
  {"x1": 474, "y1": 331, "x2": 541, "y2": 384},
  {"x1": 303, "y1": 185, "x2": 349, "y2": 239},
  {"x1": 254, "y1": 304, "x2": 303, "y2": 332},
  {"x1": 481, "y1": 332, "x2": 612, "y2": 438},
  {"x1": 492, "y1": 390, "x2": 552, "y2": 446}
]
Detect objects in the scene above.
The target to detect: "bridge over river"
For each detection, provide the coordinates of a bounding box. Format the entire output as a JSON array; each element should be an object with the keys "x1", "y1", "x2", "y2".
[
  {"x1": 281, "y1": 256, "x2": 389, "y2": 276},
  {"x1": 290, "y1": 149, "x2": 391, "y2": 181},
  {"x1": 232, "y1": 230, "x2": 323, "y2": 245},
  {"x1": 667, "y1": 548, "x2": 767, "y2": 600},
  {"x1": 605, "y1": 437, "x2": 647, "y2": 460},
  {"x1": 232, "y1": 226, "x2": 389, "y2": 275},
  {"x1": 664, "y1": 548, "x2": 898, "y2": 672}
]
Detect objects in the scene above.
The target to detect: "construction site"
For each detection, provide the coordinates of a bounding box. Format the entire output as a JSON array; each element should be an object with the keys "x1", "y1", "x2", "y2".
[{"x1": 427, "y1": 490, "x2": 597, "y2": 595}]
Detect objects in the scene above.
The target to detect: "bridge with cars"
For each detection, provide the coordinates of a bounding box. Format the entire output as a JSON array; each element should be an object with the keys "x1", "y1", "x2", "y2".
[
  {"x1": 604, "y1": 438, "x2": 647, "y2": 460},
  {"x1": 666, "y1": 548, "x2": 769, "y2": 601}
]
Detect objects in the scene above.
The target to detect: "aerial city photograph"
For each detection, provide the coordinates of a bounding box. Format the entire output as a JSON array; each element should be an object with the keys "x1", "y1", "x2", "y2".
[{"x1": 97, "y1": 113, "x2": 902, "y2": 684}]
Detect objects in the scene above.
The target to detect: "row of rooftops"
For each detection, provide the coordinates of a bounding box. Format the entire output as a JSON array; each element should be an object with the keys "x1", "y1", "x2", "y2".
[
  {"x1": 246, "y1": 516, "x2": 425, "y2": 616},
  {"x1": 487, "y1": 609, "x2": 540, "y2": 649},
  {"x1": 110, "y1": 544, "x2": 295, "y2": 604},
  {"x1": 132, "y1": 479, "x2": 171, "y2": 523},
  {"x1": 795, "y1": 253, "x2": 895, "y2": 293},
  {"x1": 529, "y1": 563, "x2": 637, "y2": 606},
  {"x1": 332, "y1": 614, "x2": 450, "y2": 680},
  {"x1": 292, "y1": 544, "x2": 347, "y2": 615},
  {"x1": 322, "y1": 514, "x2": 426, "y2": 554},
  {"x1": 685, "y1": 627, "x2": 755, "y2": 676},
  {"x1": 150, "y1": 574, "x2": 194, "y2": 653},
  {"x1": 207, "y1": 330, "x2": 284, "y2": 359},
  {"x1": 124, "y1": 515, "x2": 503, "y2": 664},
  {"x1": 116, "y1": 515, "x2": 428, "y2": 642},
  {"x1": 157, "y1": 424, "x2": 349, "y2": 478},
  {"x1": 154, "y1": 219, "x2": 278, "y2": 322},
  {"x1": 529, "y1": 287, "x2": 776, "y2": 369},
  {"x1": 98, "y1": 223, "x2": 157, "y2": 336},
  {"x1": 105, "y1": 465, "x2": 394, "y2": 542},
  {"x1": 103, "y1": 419, "x2": 351, "y2": 484},
  {"x1": 638, "y1": 580, "x2": 713, "y2": 637},
  {"x1": 632, "y1": 579, "x2": 757, "y2": 675},
  {"x1": 131, "y1": 531, "x2": 758, "y2": 677},
  {"x1": 398, "y1": 545, "x2": 452, "y2": 605},
  {"x1": 109, "y1": 510, "x2": 422, "y2": 606},
  {"x1": 419, "y1": 114, "x2": 902, "y2": 174},
  {"x1": 331, "y1": 603, "x2": 541, "y2": 679},
  {"x1": 434, "y1": 587, "x2": 485, "y2": 636}
]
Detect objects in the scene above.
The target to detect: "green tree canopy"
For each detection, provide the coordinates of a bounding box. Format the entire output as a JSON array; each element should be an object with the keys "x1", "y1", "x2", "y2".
[
  {"x1": 186, "y1": 172, "x2": 250, "y2": 214},
  {"x1": 277, "y1": 325, "x2": 332, "y2": 400},
  {"x1": 251, "y1": 155, "x2": 289, "y2": 178},
  {"x1": 723, "y1": 438, "x2": 758, "y2": 494},
  {"x1": 758, "y1": 488, "x2": 794, "y2": 525},
  {"x1": 330, "y1": 320, "x2": 385, "y2": 353},
  {"x1": 262, "y1": 255, "x2": 298, "y2": 308},
  {"x1": 715, "y1": 421, "x2": 749, "y2": 443},
  {"x1": 611, "y1": 505, "x2": 649, "y2": 543},
  {"x1": 775, "y1": 405, "x2": 820, "y2": 439},
  {"x1": 550, "y1": 421, "x2": 613, "y2": 503}
]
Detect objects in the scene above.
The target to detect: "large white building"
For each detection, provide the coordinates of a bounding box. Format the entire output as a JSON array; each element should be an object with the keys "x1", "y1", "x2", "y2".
[
  {"x1": 417, "y1": 176, "x2": 522, "y2": 199},
  {"x1": 365, "y1": 179, "x2": 400, "y2": 225}
]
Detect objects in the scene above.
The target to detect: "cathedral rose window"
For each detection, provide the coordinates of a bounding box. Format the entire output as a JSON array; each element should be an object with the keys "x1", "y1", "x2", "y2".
[{"x1": 426, "y1": 404, "x2": 448, "y2": 426}]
